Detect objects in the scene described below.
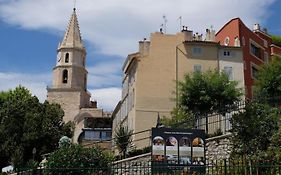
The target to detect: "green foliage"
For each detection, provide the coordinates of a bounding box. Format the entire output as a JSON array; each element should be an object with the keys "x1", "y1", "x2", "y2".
[
  {"x1": 126, "y1": 146, "x2": 151, "y2": 159},
  {"x1": 255, "y1": 56, "x2": 281, "y2": 98},
  {"x1": 45, "y1": 145, "x2": 113, "y2": 175},
  {"x1": 0, "y1": 86, "x2": 73, "y2": 169},
  {"x1": 231, "y1": 102, "x2": 280, "y2": 158},
  {"x1": 179, "y1": 70, "x2": 242, "y2": 115},
  {"x1": 165, "y1": 70, "x2": 241, "y2": 128},
  {"x1": 272, "y1": 35, "x2": 281, "y2": 47},
  {"x1": 114, "y1": 125, "x2": 133, "y2": 158},
  {"x1": 161, "y1": 107, "x2": 195, "y2": 128}
]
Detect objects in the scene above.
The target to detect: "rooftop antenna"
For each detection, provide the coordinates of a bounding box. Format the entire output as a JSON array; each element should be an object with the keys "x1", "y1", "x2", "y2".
[
  {"x1": 177, "y1": 16, "x2": 182, "y2": 31},
  {"x1": 163, "y1": 15, "x2": 167, "y2": 33}
]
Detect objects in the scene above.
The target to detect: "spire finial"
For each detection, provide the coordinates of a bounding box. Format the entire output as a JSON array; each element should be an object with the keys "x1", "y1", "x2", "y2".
[{"x1": 73, "y1": 0, "x2": 77, "y2": 10}]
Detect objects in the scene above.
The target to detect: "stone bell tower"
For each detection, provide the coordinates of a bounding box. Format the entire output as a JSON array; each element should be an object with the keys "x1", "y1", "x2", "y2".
[{"x1": 47, "y1": 8, "x2": 91, "y2": 123}]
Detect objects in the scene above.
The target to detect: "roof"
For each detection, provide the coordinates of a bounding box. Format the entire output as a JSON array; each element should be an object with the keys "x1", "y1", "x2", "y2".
[
  {"x1": 216, "y1": 17, "x2": 241, "y2": 36},
  {"x1": 58, "y1": 8, "x2": 85, "y2": 50}
]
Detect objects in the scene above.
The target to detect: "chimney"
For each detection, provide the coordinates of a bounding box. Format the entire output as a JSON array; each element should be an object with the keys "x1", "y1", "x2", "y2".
[
  {"x1": 253, "y1": 23, "x2": 260, "y2": 31},
  {"x1": 205, "y1": 28, "x2": 216, "y2": 42},
  {"x1": 182, "y1": 26, "x2": 193, "y2": 41},
  {"x1": 193, "y1": 33, "x2": 203, "y2": 41},
  {"x1": 139, "y1": 39, "x2": 150, "y2": 56}
]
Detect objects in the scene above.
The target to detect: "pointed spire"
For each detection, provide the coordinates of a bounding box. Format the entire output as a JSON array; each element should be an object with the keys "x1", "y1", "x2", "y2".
[{"x1": 59, "y1": 8, "x2": 84, "y2": 50}]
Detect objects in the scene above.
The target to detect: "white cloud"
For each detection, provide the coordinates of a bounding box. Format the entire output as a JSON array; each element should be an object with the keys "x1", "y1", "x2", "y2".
[
  {"x1": 87, "y1": 60, "x2": 122, "y2": 88},
  {"x1": 0, "y1": 0, "x2": 277, "y2": 111},
  {"x1": 0, "y1": 72, "x2": 51, "y2": 102},
  {"x1": 89, "y1": 87, "x2": 121, "y2": 111},
  {"x1": 0, "y1": 0, "x2": 276, "y2": 57}
]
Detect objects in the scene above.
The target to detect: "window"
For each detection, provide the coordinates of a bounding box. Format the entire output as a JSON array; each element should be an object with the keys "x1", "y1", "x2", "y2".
[
  {"x1": 65, "y1": 53, "x2": 69, "y2": 63},
  {"x1": 192, "y1": 47, "x2": 202, "y2": 55},
  {"x1": 251, "y1": 66, "x2": 259, "y2": 79},
  {"x1": 250, "y1": 43, "x2": 261, "y2": 58},
  {"x1": 223, "y1": 50, "x2": 231, "y2": 57},
  {"x1": 84, "y1": 131, "x2": 111, "y2": 141},
  {"x1": 194, "y1": 64, "x2": 202, "y2": 72},
  {"x1": 85, "y1": 131, "x2": 100, "y2": 140},
  {"x1": 224, "y1": 37, "x2": 230, "y2": 46},
  {"x1": 62, "y1": 69, "x2": 68, "y2": 83},
  {"x1": 223, "y1": 66, "x2": 233, "y2": 80}
]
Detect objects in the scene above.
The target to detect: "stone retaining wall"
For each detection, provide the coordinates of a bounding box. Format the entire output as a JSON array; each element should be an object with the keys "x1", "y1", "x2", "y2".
[
  {"x1": 206, "y1": 133, "x2": 232, "y2": 161},
  {"x1": 113, "y1": 153, "x2": 151, "y2": 175}
]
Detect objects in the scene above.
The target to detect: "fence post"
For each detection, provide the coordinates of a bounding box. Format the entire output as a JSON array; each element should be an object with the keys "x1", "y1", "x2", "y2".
[{"x1": 224, "y1": 159, "x2": 227, "y2": 175}]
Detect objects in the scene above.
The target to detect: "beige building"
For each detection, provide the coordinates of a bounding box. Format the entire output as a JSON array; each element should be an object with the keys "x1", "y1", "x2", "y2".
[
  {"x1": 47, "y1": 8, "x2": 111, "y2": 148},
  {"x1": 112, "y1": 27, "x2": 244, "y2": 149}
]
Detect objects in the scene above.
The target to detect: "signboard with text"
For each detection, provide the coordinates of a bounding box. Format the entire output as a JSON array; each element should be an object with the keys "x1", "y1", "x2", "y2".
[{"x1": 151, "y1": 127, "x2": 206, "y2": 166}]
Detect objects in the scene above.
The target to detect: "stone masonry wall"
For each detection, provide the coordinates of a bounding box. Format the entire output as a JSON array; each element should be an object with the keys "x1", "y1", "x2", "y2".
[
  {"x1": 206, "y1": 133, "x2": 232, "y2": 161},
  {"x1": 112, "y1": 153, "x2": 151, "y2": 175}
]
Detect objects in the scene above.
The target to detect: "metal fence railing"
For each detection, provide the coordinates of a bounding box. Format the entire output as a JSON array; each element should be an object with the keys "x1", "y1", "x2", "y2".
[{"x1": 16, "y1": 158, "x2": 281, "y2": 175}]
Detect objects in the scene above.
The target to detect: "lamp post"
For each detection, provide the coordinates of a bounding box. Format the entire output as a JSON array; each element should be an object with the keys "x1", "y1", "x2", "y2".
[{"x1": 175, "y1": 42, "x2": 187, "y2": 108}]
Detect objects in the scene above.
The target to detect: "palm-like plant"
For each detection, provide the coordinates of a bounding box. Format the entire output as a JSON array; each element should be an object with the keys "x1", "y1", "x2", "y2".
[{"x1": 114, "y1": 125, "x2": 133, "y2": 158}]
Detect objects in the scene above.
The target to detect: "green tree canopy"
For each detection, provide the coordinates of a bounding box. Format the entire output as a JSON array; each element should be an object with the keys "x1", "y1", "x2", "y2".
[
  {"x1": 272, "y1": 35, "x2": 281, "y2": 47},
  {"x1": 178, "y1": 70, "x2": 242, "y2": 115},
  {"x1": 255, "y1": 56, "x2": 281, "y2": 98},
  {"x1": 0, "y1": 86, "x2": 73, "y2": 169},
  {"x1": 163, "y1": 70, "x2": 242, "y2": 128},
  {"x1": 231, "y1": 102, "x2": 280, "y2": 157},
  {"x1": 45, "y1": 145, "x2": 113, "y2": 175}
]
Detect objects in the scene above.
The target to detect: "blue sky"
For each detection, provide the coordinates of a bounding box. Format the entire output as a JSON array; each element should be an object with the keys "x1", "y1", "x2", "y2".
[{"x1": 0, "y1": 0, "x2": 280, "y2": 111}]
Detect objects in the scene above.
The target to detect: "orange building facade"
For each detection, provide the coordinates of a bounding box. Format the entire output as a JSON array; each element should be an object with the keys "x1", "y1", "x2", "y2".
[{"x1": 216, "y1": 18, "x2": 281, "y2": 99}]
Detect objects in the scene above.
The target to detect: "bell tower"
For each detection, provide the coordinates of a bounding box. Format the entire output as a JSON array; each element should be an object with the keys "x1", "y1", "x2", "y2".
[
  {"x1": 47, "y1": 8, "x2": 90, "y2": 122},
  {"x1": 53, "y1": 8, "x2": 87, "y2": 90}
]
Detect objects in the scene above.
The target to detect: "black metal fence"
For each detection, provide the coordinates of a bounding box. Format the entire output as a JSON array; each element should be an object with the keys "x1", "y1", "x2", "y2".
[{"x1": 16, "y1": 159, "x2": 281, "y2": 175}]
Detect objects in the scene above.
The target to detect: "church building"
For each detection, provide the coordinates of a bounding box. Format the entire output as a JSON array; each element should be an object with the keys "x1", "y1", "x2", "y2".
[{"x1": 47, "y1": 8, "x2": 112, "y2": 149}]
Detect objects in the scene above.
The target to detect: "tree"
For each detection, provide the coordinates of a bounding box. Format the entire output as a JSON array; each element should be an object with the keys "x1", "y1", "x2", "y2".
[
  {"x1": 0, "y1": 86, "x2": 73, "y2": 169},
  {"x1": 178, "y1": 70, "x2": 242, "y2": 115},
  {"x1": 114, "y1": 125, "x2": 133, "y2": 158},
  {"x1": 272, "y1": 35, "x2": 281, "y2": 47},
  {"x1": 255, "y1": 56, "x2": 281, "y2": 99},
  {"x1": 45, "y1": 145, "x2": 113, "y2": 175},
  {"x1": 231, "y1": 102, "x2": 280, "y2": 158},
  {"x1": 164, "y1": 70, "x2": 242, "y2": 128},
  {"x1": 161, "y1": 107, "x2": 195, "y2": 128}
]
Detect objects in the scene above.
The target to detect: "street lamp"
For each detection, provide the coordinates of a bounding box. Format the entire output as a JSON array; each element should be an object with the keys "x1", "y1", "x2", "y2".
[{"x1": 175, "y1": 42, "x2": 187, "y2": 108}]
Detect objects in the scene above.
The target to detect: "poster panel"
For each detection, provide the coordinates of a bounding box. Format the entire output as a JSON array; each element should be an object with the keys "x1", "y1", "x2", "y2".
[
  {"x1": 152, "y1": 136, "x2": 165, "y2": 162},
  {"x1": 166, "y1": 137, "x2": 178, "y2": 164},
  {"x1": 179, "y1": 137, "x2": 191, "y2": 165},
  {"x1": 192, "y1": 137, "x2": 204, "y2": 165}
]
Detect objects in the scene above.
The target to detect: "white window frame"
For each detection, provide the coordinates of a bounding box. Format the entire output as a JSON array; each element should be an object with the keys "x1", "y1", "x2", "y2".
[
  {"x1": 194, "y1": 64, "x2": 202, "y2": 72},
  {"x1": 223, "y1": 66, "x2": 234, "y2": 80}
]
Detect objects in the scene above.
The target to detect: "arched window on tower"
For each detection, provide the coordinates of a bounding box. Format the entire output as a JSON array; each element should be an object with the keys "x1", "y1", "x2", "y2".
[
  {"x1": 65, "y1": 53, "x2": 69, "y2": 63},
  {"x1": 62, "y1": 69, "x2": 68, "y2": 84}
]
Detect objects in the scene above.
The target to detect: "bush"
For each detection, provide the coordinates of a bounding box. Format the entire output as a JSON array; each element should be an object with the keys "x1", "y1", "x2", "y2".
[{"x1": 45, "y1": 145, "x2": 113, "y2": 175}]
